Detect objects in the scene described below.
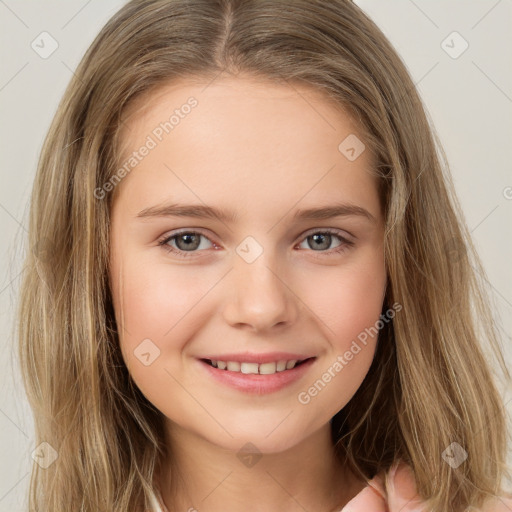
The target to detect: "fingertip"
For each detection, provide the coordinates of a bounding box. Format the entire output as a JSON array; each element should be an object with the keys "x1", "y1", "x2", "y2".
[
  {"x1": 340, "y1": 484, "x2": 387, "y2": 512},
  {"x1": 385, "y1": 461, "x2": 427, "y2": 511}
]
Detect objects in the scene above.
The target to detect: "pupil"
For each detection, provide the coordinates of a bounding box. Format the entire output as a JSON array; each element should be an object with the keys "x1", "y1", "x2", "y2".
[
  {"x1": 311, "y1": 233, "x2": 330, "y2": 250},
  {"x1": 177, "y1": 233, "x2": 200, "y2": 250}
]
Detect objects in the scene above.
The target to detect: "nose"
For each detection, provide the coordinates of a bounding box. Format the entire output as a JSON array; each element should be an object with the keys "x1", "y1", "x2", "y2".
[{"x1": 222, "y1": 253, "x2": 299, "y2": 333}]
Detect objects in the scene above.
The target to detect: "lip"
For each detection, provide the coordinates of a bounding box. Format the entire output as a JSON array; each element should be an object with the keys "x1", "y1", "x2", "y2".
[
  {"x1": 199, "y1": 351, "x2": 314, "y2": 364},
  {"x1": 196, "y1": 356, "x2": 316, "y2": 395}
]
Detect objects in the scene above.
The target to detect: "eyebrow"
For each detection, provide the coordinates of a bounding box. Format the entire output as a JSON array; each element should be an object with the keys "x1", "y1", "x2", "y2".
[{"x1": 136, "y1": 202, "x2": 376, "y2": 224}]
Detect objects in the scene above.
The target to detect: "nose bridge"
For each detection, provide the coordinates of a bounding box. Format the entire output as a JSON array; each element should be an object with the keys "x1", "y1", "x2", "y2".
[{"x1": 223, "y1": 238, "x2": 297, "y2": 330}]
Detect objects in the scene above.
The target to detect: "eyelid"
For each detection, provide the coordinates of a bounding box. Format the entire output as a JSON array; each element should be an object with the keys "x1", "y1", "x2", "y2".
[
  {"x1": 161, "y1": 227, "x2": 215, "y2": 239},
  {"x1": 157, "y1": 226, "x2": 355, "y2": 258},
  {"x1": 300, "y1": 226, "x2": 355, "y2": 242},
  {"x1": 158, "y1": 226, "x2": 354, "y2": 245},
  {"x1": 157, "y1": 228, "x2": 217, "y2": 249}
]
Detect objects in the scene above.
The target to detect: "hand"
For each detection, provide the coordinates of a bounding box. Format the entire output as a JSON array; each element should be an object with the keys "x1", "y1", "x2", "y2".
[
  {"x1": 341, "y1": 461, "x2": 512, "y2": 512},
  {"x1": 386, "y1": 463, "x2": 512, "y2": 512},
  {"x1": 340, "y1": 460, "x2": 428, "y2": 511},
  {"x1": 384, "y1": 461, "x2": 429, "y2": 511}
]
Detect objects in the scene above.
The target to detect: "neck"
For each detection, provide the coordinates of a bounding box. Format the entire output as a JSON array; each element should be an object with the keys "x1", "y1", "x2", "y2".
[{"x1": 157, "y1": 421, "x2": 365, "y2": 512}]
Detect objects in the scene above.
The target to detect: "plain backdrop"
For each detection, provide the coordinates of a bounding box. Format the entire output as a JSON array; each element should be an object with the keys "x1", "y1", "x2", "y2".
[{"x1": 0, "y1": 1, "x2": 511, "y2": 510}]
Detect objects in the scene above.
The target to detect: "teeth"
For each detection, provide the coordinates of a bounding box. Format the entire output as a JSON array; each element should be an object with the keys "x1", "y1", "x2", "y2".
[
  {"x1": 227, "y1": 361, "x2": 241, "y2": 371},
  {"x1": 241, "y1": 362, "x2": 259, "y2": 374},
  {"x1": 259, "y1": 362, "x2": 277, "y2": 375},
  {"x1": 208, "y1": 358, "x2": 304, "y2": 374}
]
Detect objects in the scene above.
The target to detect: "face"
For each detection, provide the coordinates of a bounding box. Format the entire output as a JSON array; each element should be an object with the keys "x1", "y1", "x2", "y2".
[{"x1": 108, "y1": 75, "x2": 387, "y2": 454}]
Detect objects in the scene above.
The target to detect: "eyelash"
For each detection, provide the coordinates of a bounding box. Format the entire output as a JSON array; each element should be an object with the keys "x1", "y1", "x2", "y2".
[{"x1": 157, "y1": 228, "x2": 354, "y2": 259}]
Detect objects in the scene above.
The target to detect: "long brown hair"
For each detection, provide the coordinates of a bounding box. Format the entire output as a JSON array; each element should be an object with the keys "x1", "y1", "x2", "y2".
[{"x1": 17, "y1": 0, "x2": 510, "y2": 510}]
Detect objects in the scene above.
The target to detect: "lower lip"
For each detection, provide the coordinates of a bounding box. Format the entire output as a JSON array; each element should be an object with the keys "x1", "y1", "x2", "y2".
[{"x1": 197, "y1": 358, "x2": 316, "y2": 395}]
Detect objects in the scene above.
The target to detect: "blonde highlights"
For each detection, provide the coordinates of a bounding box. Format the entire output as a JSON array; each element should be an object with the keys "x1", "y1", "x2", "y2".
[{"x1": 17, "y1": 1, "x2": 510, "y2": 510}]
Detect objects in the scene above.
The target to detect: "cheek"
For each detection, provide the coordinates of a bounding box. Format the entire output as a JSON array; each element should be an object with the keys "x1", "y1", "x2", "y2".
[
  {"x1": 111, "y1": 240, "x2": 387, "y2": 423},
  {"x1": 111, "y1": 253, "x2": 219, "y2": 363},
  {"x1": 111, "y1": 256, "x2": 216, "y2": 410},
  {"x1": 306, "y1": 250, "x2": 386, "y2": 346},
  {"x1": 298, "y1": 251, "x2": 386, "y2": 403}
]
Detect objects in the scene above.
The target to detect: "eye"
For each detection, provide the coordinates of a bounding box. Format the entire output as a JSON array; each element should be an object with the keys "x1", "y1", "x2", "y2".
[
  {"x1": 158, "y1": 230, "x2": 216, "y2": 258},
  {"x1": 157, "y1": 228, "x2": 354, "y2": 259},
  {"x1": 296, "y1": 229, "x2": 354, "y2": 257}
]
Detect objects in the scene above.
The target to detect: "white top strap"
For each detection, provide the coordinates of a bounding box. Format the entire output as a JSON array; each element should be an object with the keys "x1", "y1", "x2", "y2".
[{"x1": 148, "y1": 488, "x2": 169, "y2": 512}]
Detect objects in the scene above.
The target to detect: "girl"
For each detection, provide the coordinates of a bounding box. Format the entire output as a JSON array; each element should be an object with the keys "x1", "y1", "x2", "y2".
[{"x1": 17, "y1": 0, "x2": 511, "y2": 511}]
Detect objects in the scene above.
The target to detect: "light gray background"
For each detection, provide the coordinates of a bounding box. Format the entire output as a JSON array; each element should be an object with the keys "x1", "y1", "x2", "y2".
[{"x1": 1, "y1": 1, "x2": 511, "y2": 510}]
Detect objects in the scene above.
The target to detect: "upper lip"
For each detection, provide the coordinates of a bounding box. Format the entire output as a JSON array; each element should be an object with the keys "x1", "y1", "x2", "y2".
[{"x1": 200, "y1": 352, "x2": 316, "y2": 364}]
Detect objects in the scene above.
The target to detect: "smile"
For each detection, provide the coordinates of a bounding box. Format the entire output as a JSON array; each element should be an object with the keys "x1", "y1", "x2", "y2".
[
  {"x1": 203, "y1": 358, "x2": 309, "y2": 374},
  {"x1": 197, "y1": 357, "x2": 316, "y2": 394}
]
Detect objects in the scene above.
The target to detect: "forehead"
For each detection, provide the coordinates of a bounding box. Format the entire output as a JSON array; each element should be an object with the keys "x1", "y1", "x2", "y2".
[
  {"x1": 112, "y1": 75, "x2": 379, "y2": 221},
  {"x1": 118, "y1": 74, "x2": 366, "y2": 158},
  {"x1": 121, "y1": 74, "x2": 355, "y2": 123}
]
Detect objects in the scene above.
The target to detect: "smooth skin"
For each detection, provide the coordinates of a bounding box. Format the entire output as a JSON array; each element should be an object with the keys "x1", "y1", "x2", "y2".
[{"x1": 109, "y1": 74, "x2": 388, "y2": 512}]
